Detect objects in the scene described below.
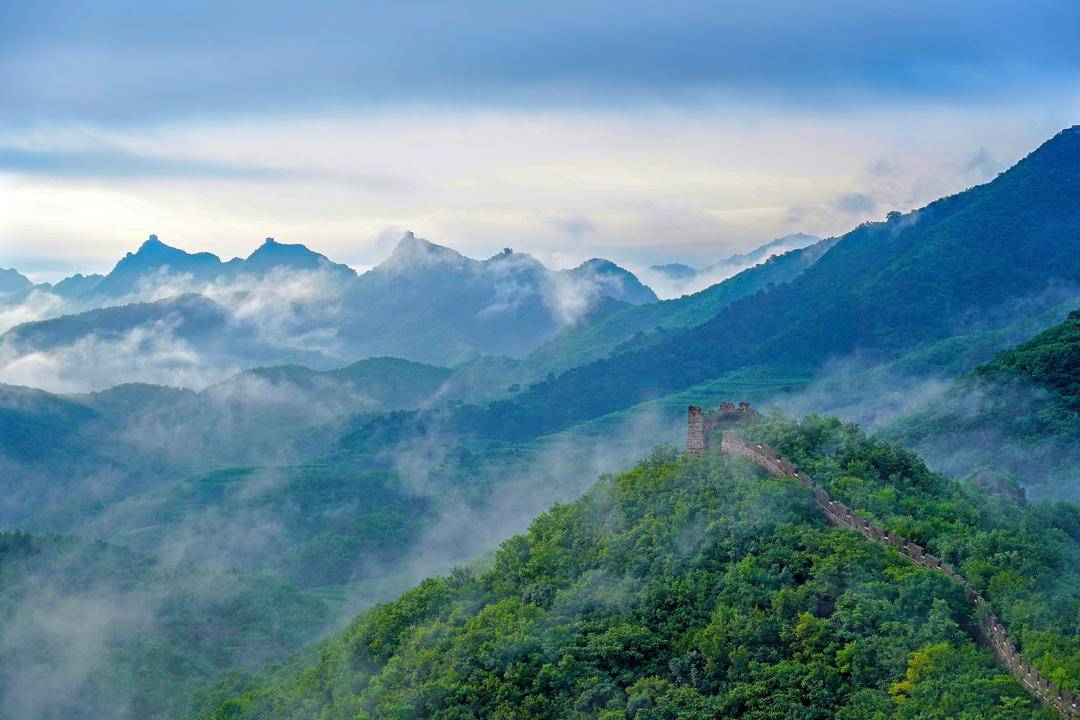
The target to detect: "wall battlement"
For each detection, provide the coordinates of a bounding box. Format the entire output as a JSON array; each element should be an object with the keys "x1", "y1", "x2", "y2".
[
  {"x1": 687, "y1": 403, "x2": 758, "y2": 455},
  {"x1": 709, "y1": 428, "x2": 1079, "y2": 719}
]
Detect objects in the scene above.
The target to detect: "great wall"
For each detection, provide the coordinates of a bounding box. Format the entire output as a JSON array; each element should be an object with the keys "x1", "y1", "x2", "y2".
[{"x1": 687, "y1": 404, "x2": 1080, "y2": 719}]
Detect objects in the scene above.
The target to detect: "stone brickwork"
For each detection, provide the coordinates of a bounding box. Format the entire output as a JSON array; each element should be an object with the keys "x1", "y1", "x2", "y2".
[
  {"x1": 714, "y1": 430, "x2": 1080, "y2": 719},
  {"x1": 686, "y1": 403, "x2": 758, "y2": 455},
  {"x1": 687, "y1": 405, "x2": 706, "y2": 455}
]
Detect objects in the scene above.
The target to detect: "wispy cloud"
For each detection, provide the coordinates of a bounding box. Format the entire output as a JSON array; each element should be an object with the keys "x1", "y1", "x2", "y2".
[{"x1": 2, "y1": 1, "x2": 1079, "y2": 122}]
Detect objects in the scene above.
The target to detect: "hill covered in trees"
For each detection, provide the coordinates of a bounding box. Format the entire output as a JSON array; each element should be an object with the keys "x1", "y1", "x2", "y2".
[
  {"x1": 0, "y1": 532, "x2": 328, "y2": 720},
  {"x1": 185, "y1": 415, "x2": 1079, "y2": 719},
  {"x1": 881, "y1": 310, "x2": 1080, "y2": 499}
]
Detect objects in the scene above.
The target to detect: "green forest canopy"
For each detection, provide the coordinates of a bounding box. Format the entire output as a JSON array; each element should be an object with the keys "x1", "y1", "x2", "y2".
[{"x1": 186, "y1": 414, "x2": 1079, "y2": 720}]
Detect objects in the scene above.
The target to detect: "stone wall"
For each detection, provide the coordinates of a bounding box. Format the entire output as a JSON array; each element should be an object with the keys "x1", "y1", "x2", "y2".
[{"x1": 716, "y1": 431, "x2": 1080, "y2": 719}]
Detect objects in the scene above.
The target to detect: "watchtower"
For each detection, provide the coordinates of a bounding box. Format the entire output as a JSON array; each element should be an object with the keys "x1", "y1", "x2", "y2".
[{"x1": 686, "y1": 402, "x2": 758, "y2": 455}]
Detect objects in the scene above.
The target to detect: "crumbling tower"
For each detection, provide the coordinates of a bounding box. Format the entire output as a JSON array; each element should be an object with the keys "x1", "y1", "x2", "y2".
[{"x1": 687, "y1": 402, "x2": 758, "y2": 455}]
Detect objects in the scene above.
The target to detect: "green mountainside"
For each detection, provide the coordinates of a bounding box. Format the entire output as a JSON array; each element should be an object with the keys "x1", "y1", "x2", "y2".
[
  {"x1": 976, "y1": 310, "x2": 1080, "y2": 411},
  {"x1": 0, "y1": 357, "x2": 454, "y2": 528},
  {"x1": 0, "y1": 532, "x2": 328, "y2": 720},
  {"x1": 502, "y1": 237, "x2": 838, "y2": 386},
  {"x1": 880, "y1": 310, "x2": 1080, "y2": 498},
  {"x1": 434, "y1": 127, "x2": 1080, "y2": 443},
  {"x1": 185, "y1": 415, "x2": 1078, "y2": 720}
]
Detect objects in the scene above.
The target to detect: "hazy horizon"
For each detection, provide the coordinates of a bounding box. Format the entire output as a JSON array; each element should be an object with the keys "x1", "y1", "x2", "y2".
[{"x1": 3, "y1": 1, "x2": 1079, "y2": 278}]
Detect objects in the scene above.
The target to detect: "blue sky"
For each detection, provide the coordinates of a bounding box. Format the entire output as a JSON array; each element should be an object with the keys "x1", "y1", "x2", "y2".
[{"x1": 1, "y1": 0, "x2": 1079, "y2": 279}]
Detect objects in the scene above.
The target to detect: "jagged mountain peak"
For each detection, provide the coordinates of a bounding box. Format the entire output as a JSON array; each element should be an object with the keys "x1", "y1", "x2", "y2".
[
  {"x1": 0, "y1": 267, "x2": 31, "y2": 293},
  {"x1": 379, "y1": 231, "x2": 469, "y2": 272},
  {"x1": 123, "y1": 234, "x2": 219, "y2": 263}
]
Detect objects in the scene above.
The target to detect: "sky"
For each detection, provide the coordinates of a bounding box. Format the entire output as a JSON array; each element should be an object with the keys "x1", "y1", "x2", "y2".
[{"x1": 1, "y1": 0, "x2": 1079, "y2": 281}]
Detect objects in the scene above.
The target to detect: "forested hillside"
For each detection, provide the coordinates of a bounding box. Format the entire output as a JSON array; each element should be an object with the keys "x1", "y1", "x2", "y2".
[
  {"x1": 186, "y1": 415, "x2": 1079, "y2": 719},
  {"x1": 881, "y1": 310, "x2": 1080, "y2": 498},
  {"x1": 0, "y1": 532, "x2": 328, "y2": 720},
  {"x1": 0, "y1": 356, "x2": 455, "y2": 530}
]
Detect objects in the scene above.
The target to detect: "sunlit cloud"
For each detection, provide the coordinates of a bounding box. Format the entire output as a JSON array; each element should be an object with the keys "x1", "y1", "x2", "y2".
[{"x1": 4, "y1": 105, "x2": 1076, "y2": 281}]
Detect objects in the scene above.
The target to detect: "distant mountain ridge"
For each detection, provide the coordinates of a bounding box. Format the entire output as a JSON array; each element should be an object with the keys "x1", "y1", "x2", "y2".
[
  {"x1": 437, "y1": 125, "x2": 1080, "y2": 442},
  {"x1": 647, "y1": 232, "x2": 821, "y2": 294},
  {"x1": 0, "y1": 232, "x2": 659, "y2": 387},
  {"x1": 74, "y1": 234, "x2": 358, "y2": 299},
  {"x1": 336, "y1": 233, "x2": 658, "y2": 362}
]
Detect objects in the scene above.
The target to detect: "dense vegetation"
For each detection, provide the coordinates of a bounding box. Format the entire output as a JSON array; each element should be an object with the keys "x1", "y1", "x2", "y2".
[
  {"x1": 186, "y1": 415, "x2": 1080, "y2": 719},
  {"x1": 748, "y1": 415, "x2": 1080, "y2": 694},
  {"x1": 114, "y1": 460, "x2": 433, "y2": 588},
  {"x1": 0, "y1": 357, "x2": 454, "y2": 531},
  {"x1": 978, "y1": 309, "x2": 1080, "y2": 411},
  {"x1": 881, "y1": 310, "x2": 1080, "y2": 498},
  {"x1": 0, "y1": 532, "x2": 329, "y2": 720}
]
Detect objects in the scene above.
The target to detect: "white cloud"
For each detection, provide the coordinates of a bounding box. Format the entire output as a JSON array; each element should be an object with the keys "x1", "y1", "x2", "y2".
[{"x1": 0, "y1": 264, "x2": 356, "y2": 392}]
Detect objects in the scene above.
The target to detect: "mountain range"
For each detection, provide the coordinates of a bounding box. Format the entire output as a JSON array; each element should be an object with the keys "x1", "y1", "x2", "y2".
[
  {"x1": 440, "y1": 125, "x2": 1080, "y2": 443},
  {"x1": 0, "y1": 232, "x2": 660, "y2": 388},
  {"x1": 3, "y1": 126, "x2": 1080, "y2": 720}
]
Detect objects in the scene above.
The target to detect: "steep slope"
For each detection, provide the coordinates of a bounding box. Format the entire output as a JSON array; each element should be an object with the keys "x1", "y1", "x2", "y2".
[
  {"x1": 445, "y1": 126, "x2": 1080, "y2": 442},
  {"x1": 976, "y1": 309, "x2": 1080, "y2": 411},
  {"x1": 184, "y1": 415, "x2": 1076, "y2": 720},
  {"x1": 648, "y1": 232, "x2": 821, "y2": 294},
  {"x1": 0, "y1": 531, "x2": 327, "y2": 720},
  {"x1": 0, "y1": 267, "x2": 30, "y2": 294},
  {"x1": 507, "y1": 236, "x2": 838, "y2": 383},
  {"x1": 879, "y1": 309, "x2": 1080, "y2": 498}
]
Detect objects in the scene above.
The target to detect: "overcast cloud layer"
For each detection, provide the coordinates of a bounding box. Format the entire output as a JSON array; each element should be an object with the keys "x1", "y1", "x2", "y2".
[{"x1": 1, "y1": 0, "x2": 1079, "y2": 277}]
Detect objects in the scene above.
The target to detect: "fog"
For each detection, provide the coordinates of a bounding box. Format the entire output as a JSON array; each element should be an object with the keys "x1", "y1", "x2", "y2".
[
  {"x1": 0, "y1": 244, "x2": 660, "y2": 393},
  {"x1": 0, "y1": 354, "x2": 685, "y2": 719}
]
